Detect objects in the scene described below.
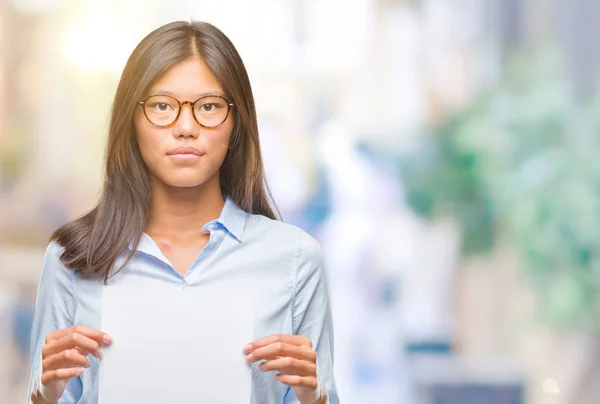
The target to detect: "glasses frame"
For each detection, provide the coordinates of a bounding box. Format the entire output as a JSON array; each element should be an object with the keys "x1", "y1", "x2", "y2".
[{"x1": 137, "y1": 94, "x2": 235, "y2": 129}]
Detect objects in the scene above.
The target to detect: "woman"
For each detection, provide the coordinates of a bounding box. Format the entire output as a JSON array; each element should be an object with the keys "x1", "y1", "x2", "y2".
[{"x1": 27, "y1": 21, "x2": 337, "y2": 404}]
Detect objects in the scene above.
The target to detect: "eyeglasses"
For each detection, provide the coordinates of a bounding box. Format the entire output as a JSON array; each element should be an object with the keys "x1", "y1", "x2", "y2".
[{"x1": 137, "y1": 94, "x2": 235, "y2": 129}]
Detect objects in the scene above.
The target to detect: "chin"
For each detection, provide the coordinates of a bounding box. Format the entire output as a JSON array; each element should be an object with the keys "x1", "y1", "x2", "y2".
[
  {"x1": 165, "y1": 178, "x2": 209, "y2": 188},
  {"x1": 150, "y1": 167, "x2": 218, "y2": 189},
  {"x1": 159, "y1": 170, "x2": 216, "y2": 188}
]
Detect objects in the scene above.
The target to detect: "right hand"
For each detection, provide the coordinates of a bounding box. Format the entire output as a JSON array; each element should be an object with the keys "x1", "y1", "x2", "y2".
[{"x1": 38, "y1": 326, "x2": 112, "y2": 403}]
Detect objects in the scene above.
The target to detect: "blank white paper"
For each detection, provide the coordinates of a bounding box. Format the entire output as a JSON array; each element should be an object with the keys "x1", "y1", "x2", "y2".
[{"x1": 98, "y1": 283, "x2": 255, "y2": 404}]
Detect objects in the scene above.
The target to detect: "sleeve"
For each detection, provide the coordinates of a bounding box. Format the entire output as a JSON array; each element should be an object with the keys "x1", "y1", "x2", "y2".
[
  {"x1": 284, "y1": 231, "x2": 339, "y2": 404},
  {"x1": 26, "y1": 242, "x2": 83, "y2": 403}
]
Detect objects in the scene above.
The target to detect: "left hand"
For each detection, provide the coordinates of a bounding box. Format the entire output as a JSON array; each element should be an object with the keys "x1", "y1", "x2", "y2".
[{"x1": 244, "y1": 334, "x2": 323, "y2": 404}]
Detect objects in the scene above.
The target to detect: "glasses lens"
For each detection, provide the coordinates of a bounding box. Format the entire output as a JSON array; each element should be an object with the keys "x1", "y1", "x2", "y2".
[
  {"x1": 194, "y1": 96, "x2": 230, "y2": 127},
  {"x1": 144, "y1": 95, "x2": 179, "y2": 126}
]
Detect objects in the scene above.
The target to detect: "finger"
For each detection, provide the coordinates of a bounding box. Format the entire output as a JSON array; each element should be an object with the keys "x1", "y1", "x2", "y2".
[
  {"x1": 41, "y1": 367, "x2": 86, "y2": 385},
  {"x1": 275, "y1": 374, "x2": 319, "y2": 390},
  {"x1": 43, "y1": 349, "x2": 90, "y2": 371},
  {"x1": 258, "y1": 357, "x2": 316, "y2": 377},
  {"x1": 43, "y1": 332, "x2": 102, "y2": 359},
  {"x1": 46, "y1": 326, "x2": 111, "y2": 346},
  {"x1": 245, "y1": 334, "x2": 311, "y2": 353},
  {"x1": 247, "y1": 342, "x2": 316, "y2": 364}
]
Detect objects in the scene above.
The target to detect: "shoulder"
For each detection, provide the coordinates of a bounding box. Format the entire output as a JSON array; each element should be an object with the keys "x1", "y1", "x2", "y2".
[
  {"x1": 42, "y1": 241, "x2": 66, "y2": 269},
  {"x1": 296, "y1": 228, "x2": 326, "y2": 270},
  {"x1": 245, "y1": 214, "x2": 326, "y2": 264},
  {"x1": 246, "y1": 213, "x2": 301, "y2": 234},
  {"x1": 44, "y1": 240, "x2": 64, "y2": 260},
  {"x1": 39, "y1": 241, "x2": 74, "y2": 287},
  {"x1": 244, "y1": 214, "x2": 301, "y2": 243}
]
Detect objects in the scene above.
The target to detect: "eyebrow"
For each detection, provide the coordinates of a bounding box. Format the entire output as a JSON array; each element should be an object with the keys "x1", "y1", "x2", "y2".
[{"x1": 149, "y1": 89, "x2": 227, "y2": 99}]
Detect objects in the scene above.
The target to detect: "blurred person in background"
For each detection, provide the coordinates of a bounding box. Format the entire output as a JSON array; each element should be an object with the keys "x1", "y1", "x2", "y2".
[{"x1": 27, "y1": 20, "x2": 337, "y2": 404}]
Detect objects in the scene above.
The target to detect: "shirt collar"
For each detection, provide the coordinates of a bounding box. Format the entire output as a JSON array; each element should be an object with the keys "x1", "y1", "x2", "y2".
[
  {"x1": 127, "y1": 196, "x2": 248, "y2": 252},
  {"x1": 204, "y1": 196, "x2": 248, "y2": 242}
]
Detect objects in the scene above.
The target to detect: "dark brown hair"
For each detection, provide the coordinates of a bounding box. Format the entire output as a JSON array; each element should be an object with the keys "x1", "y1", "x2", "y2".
[{"x1": 52, "y1": 21, "x2": 279, "y2": 279}]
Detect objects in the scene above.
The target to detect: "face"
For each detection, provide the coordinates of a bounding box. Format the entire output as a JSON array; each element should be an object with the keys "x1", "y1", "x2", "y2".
[{"x1": 134, "y1": 57, "x2": 234, "y2": 189}]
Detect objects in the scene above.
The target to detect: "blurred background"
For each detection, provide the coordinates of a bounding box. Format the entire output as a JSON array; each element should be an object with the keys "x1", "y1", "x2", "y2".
[{"x1": 2, "y1": 0, "x2": 600, "y2": 403}]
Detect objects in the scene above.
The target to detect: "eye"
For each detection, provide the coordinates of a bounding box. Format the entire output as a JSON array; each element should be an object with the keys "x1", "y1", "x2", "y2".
[
  {"x1": 149, "y1": 102, "x2": 174, "y2": 113},
  {"x1": 200, "y1": 103, "x2": 217, "y2": 112}
]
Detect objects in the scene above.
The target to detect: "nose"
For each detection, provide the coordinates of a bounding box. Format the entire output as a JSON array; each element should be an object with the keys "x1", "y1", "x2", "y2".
[{"x1": 173, "y1": 102, "x2": 199, "y2": 138}]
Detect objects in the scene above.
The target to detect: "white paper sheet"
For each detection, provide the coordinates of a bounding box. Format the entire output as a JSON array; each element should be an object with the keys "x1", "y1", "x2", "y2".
[{"x1": 99, "y1": 283, "x2": 254, "y2": 404}]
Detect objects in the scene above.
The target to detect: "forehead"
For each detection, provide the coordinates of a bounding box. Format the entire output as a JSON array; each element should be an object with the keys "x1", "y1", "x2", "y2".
[{"x1": 149, "y1": 57, "x2": 225, "y2": 99}]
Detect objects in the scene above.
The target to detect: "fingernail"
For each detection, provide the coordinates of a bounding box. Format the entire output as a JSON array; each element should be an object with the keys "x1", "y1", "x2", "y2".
[
  {"x1": 85, "y1": 362, "x2": 91, "y2": 368},
  {"x1": 77, "y1": 367, "x2": 85, "y2": 375},
  {"x1": 258, "y1": 363, "x2": 265, "y2": 371},
  {"x1": 244, "y1": 344, "x2": 252, "y2": 353},
  {"x1": 103, "y1": 334, "x2": 113, "y2": 344},
  {"x1": 246, "y1": 354, "x2": 254, "y2": 364}
]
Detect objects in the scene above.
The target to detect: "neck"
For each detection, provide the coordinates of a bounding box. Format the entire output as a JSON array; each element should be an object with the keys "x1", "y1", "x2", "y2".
[{"x1": 146, "y1": 176, "x2": 225, "y2": 238}]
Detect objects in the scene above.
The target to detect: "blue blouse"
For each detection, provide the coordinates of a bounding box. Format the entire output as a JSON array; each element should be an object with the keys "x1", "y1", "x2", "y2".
[{"x1": 27, "y1": 197, "x2": 338, "y2": 403}]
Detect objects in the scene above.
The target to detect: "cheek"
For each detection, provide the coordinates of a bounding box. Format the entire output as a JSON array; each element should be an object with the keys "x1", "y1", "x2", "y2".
[
  {"x1": 207, "y1": 126, "x2": 233, "y2": 159},
  {"x1": 134, "y1": 119, "x2": 162, "y2": 167}
]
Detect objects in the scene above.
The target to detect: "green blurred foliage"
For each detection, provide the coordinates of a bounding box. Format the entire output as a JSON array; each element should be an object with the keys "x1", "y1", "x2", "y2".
[{"x1": 400, "y1": 50, "x2": 600, "y2": 330}]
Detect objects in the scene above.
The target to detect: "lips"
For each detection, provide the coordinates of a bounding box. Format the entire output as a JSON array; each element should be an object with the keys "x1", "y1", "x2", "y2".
[{"x1": 167, "y1": 147, "x2": 204, "y2": 156}]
